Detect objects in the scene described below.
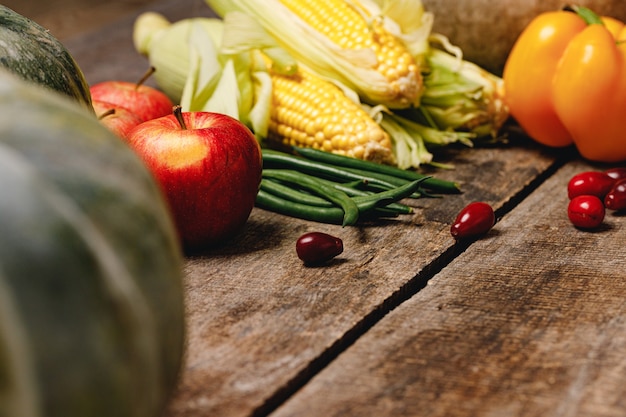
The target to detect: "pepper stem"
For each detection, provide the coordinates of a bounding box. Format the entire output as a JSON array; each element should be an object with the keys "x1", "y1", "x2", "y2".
[{"x1": 563, "y1": 5, "x2": 604, "y2": 25}]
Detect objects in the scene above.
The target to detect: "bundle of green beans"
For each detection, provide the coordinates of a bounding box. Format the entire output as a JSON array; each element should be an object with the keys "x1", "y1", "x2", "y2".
[{"x1": 256, "y1": 147, "x2": 461, "y2": 226}]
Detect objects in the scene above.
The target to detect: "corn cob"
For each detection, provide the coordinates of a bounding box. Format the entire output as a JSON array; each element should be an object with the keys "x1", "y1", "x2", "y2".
[
  {"x1": 267, "y1": 62, "x2": 395, "y2": 165},
  {"x1": 278, "y1": 0, "x2": 422, "y2": 107},
  {"x1": 205, "y1": 0, "x2": 424, "y2": 109}
]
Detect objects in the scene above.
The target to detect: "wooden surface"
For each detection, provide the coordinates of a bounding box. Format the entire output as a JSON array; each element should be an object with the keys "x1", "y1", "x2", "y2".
[
  {"x1": 3, "y1": 0, "x2": 157, "y2": 40},
  {"x1": 421, "y1": 0, "x2": 626, "y2": 75},
  {"x1": 272, "y1": 158, "x2": 626, "y2": 417},
  {"x1": 15, "y1": 1, "x2": 626, "y2": 416}
]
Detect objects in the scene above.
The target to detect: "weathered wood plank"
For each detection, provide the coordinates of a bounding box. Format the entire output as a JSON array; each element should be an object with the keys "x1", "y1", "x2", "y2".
[
  {"x1": 2, "y1": 0, "x2": 159, "y2": 41},
  {"x1": 421, "y1": 0, "x2": 626, "y2": 75},
  {"x1": 270, "y1": 159, "x2": 626, "y2": 417},
  {"x1": 61, "y1": 0, "x2": 212, "y2": 86},
  {"x1": 32, "y1": 2, "x2": 612, "y2": 416},
  {"x1": 163, "y1": 136, "x2": 562, "y2": 417},
  {"x1": 60, "y1": 3, "x2": 569, "y2": 415}
]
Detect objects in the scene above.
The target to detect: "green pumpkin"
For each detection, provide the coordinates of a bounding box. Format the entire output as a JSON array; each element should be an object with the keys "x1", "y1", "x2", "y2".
[
  {"x1": 0, "y1": 69, "x2": 185, "y2": 417},
  {"x1": 0, "y1": 5, "x2": 92, "y2": 109}
]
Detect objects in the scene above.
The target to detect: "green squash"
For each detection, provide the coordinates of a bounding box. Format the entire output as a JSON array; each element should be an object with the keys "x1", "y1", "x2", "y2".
[
  {"x1": 0, "y1": 68, "x2": 185, "y2": 417},
  {"x1": 0, "y1": 5, "x2": 92, "y2": 109}
]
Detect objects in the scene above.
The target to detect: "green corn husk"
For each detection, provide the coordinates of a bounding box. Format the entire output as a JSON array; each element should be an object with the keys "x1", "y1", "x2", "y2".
[
  {"x1": 133, "y1": 12, "x2": 278, "y2": 138},
  {"x1": 205, "y1": 0, "x2": 433, "y2": 109},
  {"x1": 421, "y1": 39, "x2": 508, "y2": 139},
  {"x1": 132, "y1": 1, "x2": 509, "y2": 169}
]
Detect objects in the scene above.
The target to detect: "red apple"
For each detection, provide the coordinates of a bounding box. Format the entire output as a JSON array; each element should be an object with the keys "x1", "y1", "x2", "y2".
[
  {"x1": 92, "y1": 99, "x2": 143, "y2": 139},
  {"x1": 90, "y1": 68, "x2": 174, "y2": 122},
  {"x1": 126, "y1": 107, "x2": 262, "y2": 249}
]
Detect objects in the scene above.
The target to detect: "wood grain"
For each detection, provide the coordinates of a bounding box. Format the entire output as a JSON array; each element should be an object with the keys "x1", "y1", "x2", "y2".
[
  {"x1": 20, "y1": 1, "x2": 626, "y2": 416},
  {"x1": 422, "y1": 0, "x2": 626, "y2": 75},
  {"x1": 59, "y1": 0, "x2": 213, "y2": 86},
  {"x1": 2, "y1": 0, "x2": 158, "y2": 40},
  {"x1": 270, "y1": 159, "x2": 626, "y2": 417},
  {"x1": 163, "y1": 135, "x2": 563, "y2": 417}
]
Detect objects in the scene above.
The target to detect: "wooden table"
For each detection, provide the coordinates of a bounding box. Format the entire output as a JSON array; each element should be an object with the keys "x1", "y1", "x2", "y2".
[{"x1": 16, "y1": 1, "x2": 626, "y2": 416}]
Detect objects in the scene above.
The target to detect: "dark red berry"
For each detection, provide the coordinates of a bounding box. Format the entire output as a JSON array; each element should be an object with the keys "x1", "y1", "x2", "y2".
[
  {"x1": 450, "y1": 202, "x2": 495, "y2": 240},
  {"x1": 567, "y1": 171, "x2": 615, "y2": 200},
  {"x1": 567, "y1": 195, "x2": 605, "y2": 229},
  {"x1": 604, "y1": 167, "x2": 626, "y2": 182},
  {"x1": 296, "y1": 232, "x2": 343, "y2": 265},
  {"x1": 604, "y1": 179, "x2": 626, "y2": 211}
]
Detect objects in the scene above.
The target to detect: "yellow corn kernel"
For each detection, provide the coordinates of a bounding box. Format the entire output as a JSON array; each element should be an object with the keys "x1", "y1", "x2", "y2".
[
  {"x1": 267, "y1": 65, "x2": 395, "y2": 165},
  {"x1": 277, "y1": 0, "x2": 422, "y2": 108}
]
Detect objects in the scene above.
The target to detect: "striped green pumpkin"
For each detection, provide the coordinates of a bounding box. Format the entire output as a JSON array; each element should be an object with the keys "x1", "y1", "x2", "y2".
[
  {"x1": 0, "y1": 5, "x2": 92, "y2": 109},
  {"x1": 0, "y1": 68, "x2": 185, "y2": 417}
]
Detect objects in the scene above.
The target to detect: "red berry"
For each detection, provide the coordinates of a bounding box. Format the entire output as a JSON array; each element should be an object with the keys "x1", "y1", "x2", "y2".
[
  {"x1": 567, "y1": 171, "x2": 615, "y2": 200},
  {"x1": 296, "y1": 232, "x2": 343, "y2": 265},
  {"x1": 450, "y1": 202, "x2": 495, "y2": 240},
  {"x1": 567, "y1": 195, "x2": 605, "y2": 229},
  {"x1": 604, "y1": 167, "x2": 626, "y2": 182},
  {"x1": 604, "y1": 179, "x2": 626, "y2": 211}
]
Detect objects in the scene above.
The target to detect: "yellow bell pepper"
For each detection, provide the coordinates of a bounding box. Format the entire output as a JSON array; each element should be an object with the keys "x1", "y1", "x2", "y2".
[{"x1": 503, "y1": 6, "x2": 626, "y2": 163}]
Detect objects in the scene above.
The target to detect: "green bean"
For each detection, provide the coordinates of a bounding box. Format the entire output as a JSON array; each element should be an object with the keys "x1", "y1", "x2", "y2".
[
  {"x1": 256, "y1": 190, "x2": 395, "y2": 224},
  {"x1": 333, "y1": 179, "x2": 368, "y2": 195},
  {"x1": 352, "y1": 178, "x2": 426, "y2": 209},
  {"x1": 262, "y1": 171, "x2": 410, "y2": 214},
  {"x1": 256, "y1": 189, "x2": 347, "y2": 224},
  {"x1": 262, "y1": 149, "x2": 399, "y2": 192},
  {"x1": 260, "y1": 179, "x2": 334, "y2": 208},
  {"x1": 256, "y1": 178, "x2": 425, "y2": 224},
  {"x1": 262, "y1": 169, "x2": 360, "y2": 226},
  {"x1": 257, "y1": 190, "x2": 406, "y2": 224},
  {"x1": 340, "y1": 166, "x2": 423, "y2": 198},
  {"x1": 367, "y1": 207, "x2": 402, "y2": 218},
  {"x1": 342, "y1": 166, "x2": 410, "y2": 187},
  {"x1": 307, "y1": 177, "x2": 382, "y2": 198},
  {"x1": 258, "y1": 149, "x2": 447, "y2": 224},
  {"x1": 313, "y1": 177, "x2": 413, "y2": 214},
  {"x1": 264, "y1": 149, "x2": 424, "y2": 198},
  {"x1": 315, "y1": 178, "x2": 371, "y2": 197},
  {"x1": 292, "y1": 146, "x2": 461, "y2": 194}
]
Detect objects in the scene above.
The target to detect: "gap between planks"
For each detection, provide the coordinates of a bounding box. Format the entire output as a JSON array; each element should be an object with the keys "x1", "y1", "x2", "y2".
[{"x1": 248, "y1": 148, "x2": 574, "y2": 417}]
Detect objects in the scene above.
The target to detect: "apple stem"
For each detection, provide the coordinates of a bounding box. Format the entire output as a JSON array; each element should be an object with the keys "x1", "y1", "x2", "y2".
[
  {"x1": 97, "y1": 108, "x2": 116, "y2": 120},
  {"x1": 135, "y1": 66, "x2": 156, "y2": 91},
  {"x1": 173, "y1": 105, "x2": 188, "y2": 130}
]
